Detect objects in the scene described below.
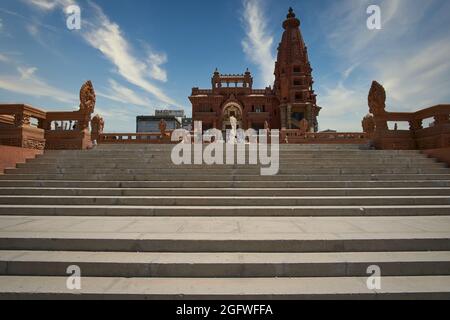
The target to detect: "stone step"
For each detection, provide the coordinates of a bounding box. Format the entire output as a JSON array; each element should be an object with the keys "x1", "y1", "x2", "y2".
[
  {"x1": 35, "y1": 155, "x2": 430, "y2": 162},
  {"x1": 1, "y1": 205, "x2": 449, "y2": 217},
  {"x1": 17, "y1": 162, "x2": 446, "y2": 170},
  {"x1": 7, "y1": 168, "x2": 450, "y2": 175},
  {"x1": 95, "y1": 144, "x2": 372, "y2": 150},
  {"x1": 0, "y1": 216, "x2": 449, "y2": 252},
  {"x1": 1, "y1": 251, "x2": 450, "y2": 278},
  {"x1": 1, "y1": 275, "x2": 449, "y2": 299},
  {"x1": 2, "y1": 174, "x2": 450, "y2": 181},
  {"x1": 26, "y1": 159, "x2": 441, "y2": 168},
  {"x1": 1, "y1": 180, "x2": 450, "y2": 188},
  {"x1": 1, "y1": 195, "x2": 449, "y2": 207},
  {"x1": 35, "y1": 150, "x2": 426, "y2": 156},
  {"x1": 1, "y1": 187, "x2": 450, "y2": 197},
  {"x1": 42, "y1": 148, "x2": 420, "y2": 154}
]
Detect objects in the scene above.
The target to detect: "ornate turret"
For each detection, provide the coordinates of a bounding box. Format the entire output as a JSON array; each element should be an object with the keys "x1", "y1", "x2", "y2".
[{"x1": 274, "y1": 8, "x2": 320, "y2": 132}]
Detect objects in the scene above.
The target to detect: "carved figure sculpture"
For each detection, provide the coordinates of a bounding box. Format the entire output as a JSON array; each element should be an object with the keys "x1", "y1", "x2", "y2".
[
  {"x1": 78, "y1": 81, "x2": 96, "y2": 130},
  {"x1": 79, "y1": 81, "x2": 96, "y2": 114},
  {"x1": 91, "y1": 114, "x2": 104, "y2": 136},
  {"x1": 299, "y1": 118, "x2": 309, "y2": 134},
  {"x1": 159, "y1": 119, "x2": 167, "y2": 137},
  {"x1": 229, "y1": 115, "x2": 238, "y2": 144},
  {"x1": 368, "y1": 81, "x2": 386, "y2": 116},
  {"x1": 362, "y1": 114, "x2": 376, "y2": 134}
]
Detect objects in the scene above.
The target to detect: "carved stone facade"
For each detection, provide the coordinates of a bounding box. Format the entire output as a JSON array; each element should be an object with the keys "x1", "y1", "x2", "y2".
[{"x1": 190, "y1": 8, "x2": 320, "y2": 132}]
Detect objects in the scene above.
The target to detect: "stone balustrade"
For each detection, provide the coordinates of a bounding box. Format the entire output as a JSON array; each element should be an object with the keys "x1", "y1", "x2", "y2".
[
  {"x1": 0, "y1": 104, "x2": 46, "y2": 150},
  {"x1": 281, "y1": 129, "x2": 369, "y2": 145},
  {"x1": 0, "y1": 81, "x2": 101, "y2": 151},
  {"x1": 364, "y1": 81, "x2": 450, "y2": 150}
]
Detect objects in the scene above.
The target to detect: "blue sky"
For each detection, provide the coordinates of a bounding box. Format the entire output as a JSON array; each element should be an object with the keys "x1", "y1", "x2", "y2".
[{"x1": 1, "y1": 0, "x2": 449, "y2": 132}]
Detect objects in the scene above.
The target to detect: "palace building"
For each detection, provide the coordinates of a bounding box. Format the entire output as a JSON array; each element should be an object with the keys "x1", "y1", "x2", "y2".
[{"x1": 189, "y1": 8, "x2": 321, "y2": 132}]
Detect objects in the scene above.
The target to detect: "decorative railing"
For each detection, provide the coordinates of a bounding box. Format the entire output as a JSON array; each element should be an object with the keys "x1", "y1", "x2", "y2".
[
  {"x1": 0, "y1": 104, "x2": 47, "y2": 150},
  {"x1": 0, "y1": 81, "x2": 102, "y2": 150},
  {"x1": 364, "y1": 82, "x2": 450, "y2": 150},
  {"x1": 281, "y1": 129, "x2": 369, "y2": 144},
  {"x1": 98, "y1": 132, "x2": 175, "y2": 144},
  {"x1": 191, "y1": 89, "x2": 213, "y2": 95}
]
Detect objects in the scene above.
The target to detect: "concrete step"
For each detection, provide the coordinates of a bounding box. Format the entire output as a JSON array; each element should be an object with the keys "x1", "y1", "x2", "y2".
[
  {"x1": 1, "y1": 216, "x2": 449, "y2": 252},
  {"x1": 34, "y1": 153, "x2": 431, "y2": 162},
  {"x1": 1, "y1": 251, "x2": 450, "y2": 278},
  {"x1": 26, "y1": 159, "x2": 441, "y2": 168},
  {"x1": 1, "y1": 205, "x2": 449, "y2": 217},
  {"x1": 94, "y1": 144, "x2": 373, "y2": 150},
  {"x1": 1, "y1": 180, "x2": 450, "y2": 188},
  {"x1": 1, "y1": 275, "x2": 449, "y2": 299},
  {"x1": 1, "y1": 187, "x2": 450, "y2": 197},
  {"x1": 1, "y1": 195, "x2": 449, "y2": 207},
  {"x1": 2, "y1": 174, "x2": 450, "y2": 181},
  {"x1": 17, "y1": 162, "x2": 447, "y2": 170},
  {"x1": 7, "y1": 168, "x2": 450, "y2": 175}
]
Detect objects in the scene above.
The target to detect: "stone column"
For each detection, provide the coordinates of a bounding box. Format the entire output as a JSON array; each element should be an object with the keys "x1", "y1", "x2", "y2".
[
  {"x1": 280, "y1": 105, "x2": 287, "y2": 129},
  {"x1": 287, "y1": 104, "x2": 292, "y2": 129}
]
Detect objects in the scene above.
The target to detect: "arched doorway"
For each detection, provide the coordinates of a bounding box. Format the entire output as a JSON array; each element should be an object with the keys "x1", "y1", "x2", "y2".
[{"x1": 222, "y1": 103, "x2": 243, "y2": 130}]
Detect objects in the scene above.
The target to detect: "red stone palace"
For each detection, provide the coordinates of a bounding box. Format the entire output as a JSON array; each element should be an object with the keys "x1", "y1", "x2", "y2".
[{"x1": 189, "y1": 8, "x2": 321, "y2": 132}]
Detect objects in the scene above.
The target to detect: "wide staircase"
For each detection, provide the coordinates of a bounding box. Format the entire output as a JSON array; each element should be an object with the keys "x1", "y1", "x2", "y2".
[{"x1": 0, "y1": 144, "x2": 450, "y2": 299}]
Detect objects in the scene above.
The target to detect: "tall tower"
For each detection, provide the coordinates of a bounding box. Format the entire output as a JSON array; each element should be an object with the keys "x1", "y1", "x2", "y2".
[{"x1": 274, "y1": 7, "x2": 320, "y2": 132}]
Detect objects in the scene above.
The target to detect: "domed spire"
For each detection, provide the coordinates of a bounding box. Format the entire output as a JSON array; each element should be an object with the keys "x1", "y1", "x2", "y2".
[
  {"x1": 287, "y1": 7, "x2": 296, "y2": 19},
  {"x1": 283, "y1": 7, "x2": 300, "y2": 29}
]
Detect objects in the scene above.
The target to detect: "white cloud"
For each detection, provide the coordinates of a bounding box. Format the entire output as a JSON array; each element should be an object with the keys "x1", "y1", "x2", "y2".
[
  {"x1": 18, "y1": 66, "x2": 38, "y2": 79},
  {"x1": 0, "y1": 18, "x2": 3, "y2": 31},
  {"x1": 23, "y1": 0, "x2": 178, "y2": 108},
  {"x1": 25, "y1": 0, "x2": 74, "y2": 11},
  {"x1": 0, "y1": 54, "x2": 9, "y2": 63},
  {"x1": 0, "y1": 66, "x2": 76, "y2": 104},
  {"x1": 317, "y1": 0, "x2": 450, "y2": 131},
  {"x1": 82, "y1": 4, "x2": 176, "y2": 106},
  {"x1": 147, "y1": 52, "x2": 168, "y2": 83},
  {"x1": 26, "y1": 24, "x2": 39, "y2": 36},
  {"x1": 241, "y1": 0, "x2": 275, "y2": 87},
  {"x1": 98, "y1": 79, "x2": 154, "y2": 108}
]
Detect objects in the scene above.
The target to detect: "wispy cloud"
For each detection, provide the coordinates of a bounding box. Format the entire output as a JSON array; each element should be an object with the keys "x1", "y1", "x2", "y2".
[
  {"x1": 82, "y1": 3, "x2": 176, "y2": 106},
  {"x1": 317, "y1": 0, "x2": 450, "y2": 131},
  {"x1": 24, "y1": 0, "x2": 74, "y2": 11},
  {"x1": 147, "y1": 52, "x2": 168, "y2": 83},
  {"x1": 0, "y1": 66, "x2": 76, "y2": 104},
  {"x1": 23, "y1": 0, "x2": 178, "y2": 108},
  {"x1": 18, "y1": 66, "x2": 38, "y2": 79},
  {"x1": 0, "y1": 54, "x2": 9, "y2": 63},
  {"x1": 98, "y1": 79, "x2": 154, "y2": 108},
  {"x1": 241, "y1": 0, "x2": 275, "y2": 87}
]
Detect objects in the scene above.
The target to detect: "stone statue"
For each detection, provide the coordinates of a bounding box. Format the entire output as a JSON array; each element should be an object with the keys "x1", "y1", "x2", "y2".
[
  {"x1": 229, "y1": 115, "x2": 238, "y2": 144},
  {"x1": 362, "y1": 114, "x2": 375, "y2": 134},
  {"x1": 368, "y1": 81, "x2": 386, "y2": 116},
  {"x1": 78, "y1": 80, "x2": 96, "y2": 131},
  {"x1": 299, "y1": 119, "x2": 309, "y2": 134},
  {"x1": 91, "y1": 114, "x2": 104, "y2": 136},
  {"x1": 159, "y1": 119, "x2": 167, "y2": 137},
  {"x1": 79, "y1": 80, "x2": 96, "y2": 114},
  {"x1": 264, "y1": 120, "x2": 270, "y2": 131}
]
